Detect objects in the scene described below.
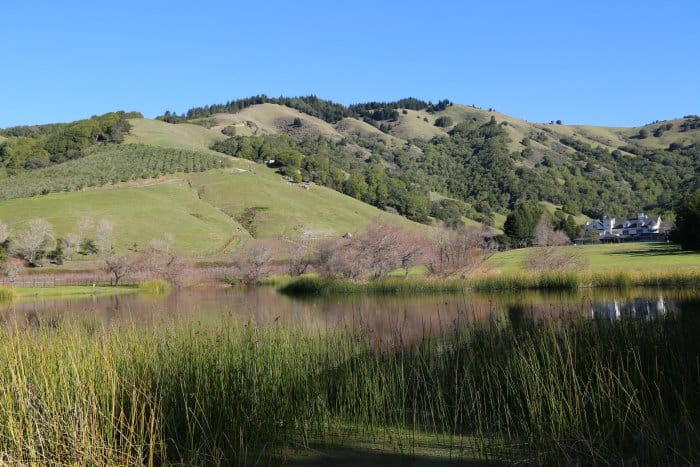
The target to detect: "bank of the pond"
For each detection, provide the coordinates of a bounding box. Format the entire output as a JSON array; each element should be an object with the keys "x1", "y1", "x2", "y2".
[
  {"x1": 278, "y1": 270, "x2": 700, "y2": 296},
  {"x1": 9, "y1": 285, "x2": 138, "y2": 302},
  {"x1": 278, "y1": 276, "x2": 467, "y2": 296},
  {"x1": 1, "y1": 307, "x2": 699, "y2": 465}
]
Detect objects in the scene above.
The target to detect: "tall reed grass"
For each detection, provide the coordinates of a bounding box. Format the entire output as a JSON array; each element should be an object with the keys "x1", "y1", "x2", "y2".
[
  {"x1": 0, "y1": 286, "x2": 15, "y2": 303},
  {"x1": 278, "y1": 276, "x2": 467, "y2": 296},
  {"x1": 137, "y1": 279, "x2": 171, "y2": 297},
  {"x1": 1, "y1": 303, "x2": 699, "y2": 464}
]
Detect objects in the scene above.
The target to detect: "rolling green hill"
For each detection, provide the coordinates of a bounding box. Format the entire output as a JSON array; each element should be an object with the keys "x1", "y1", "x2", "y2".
[
  {"x1": 0, "y1": 99, "x2": 698, "y2": 257},
  {"x1": 124, "y1": 118, "x2": 225, "y2": 151},
  {"x1": 188, "y1": 167, "x2": 416, "y2": 239},
  {"x1": 0, "y1": 180, "x2": 244, "y2": 254}
]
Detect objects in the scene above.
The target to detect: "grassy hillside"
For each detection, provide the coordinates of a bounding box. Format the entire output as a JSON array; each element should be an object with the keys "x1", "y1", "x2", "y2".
[
  {"x1": 188, "y1": 167, "x2": 417, "y2": 239},
  {"x1": 211, "y1": 104, "x2": 344, "y2": 141},
  {"x1": 125, "y1": 118, "x2": 225, "y2": 151},
  {"x1": 0, "y1": 179, "x2": 244, "y2": 254}
]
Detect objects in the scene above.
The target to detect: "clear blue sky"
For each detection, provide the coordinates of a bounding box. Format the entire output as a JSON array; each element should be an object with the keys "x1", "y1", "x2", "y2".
[{"x1": 1, "y1": 0, "x2": 698, "y2": 128}]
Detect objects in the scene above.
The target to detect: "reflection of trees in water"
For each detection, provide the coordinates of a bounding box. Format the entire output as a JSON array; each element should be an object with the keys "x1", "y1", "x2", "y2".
[
  {"x1": 1, "y1": 289, "x2": 699, "y2": 346},
  {"x1": 591, "y1": 297, "x2": 669, "y2": 320}
]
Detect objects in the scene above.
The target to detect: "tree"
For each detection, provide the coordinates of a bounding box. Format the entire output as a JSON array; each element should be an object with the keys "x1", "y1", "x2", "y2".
[
  {"x1": 0, "y1": 221, "x2": 9, "y2": 248},
  {"x1": 287, "y1": 240, "x2": 314, "y2": 277},
  {"x1": 673, "y1": 190, "x2": 700, "y2": 250},
  {"x1": 95, "y1": 218, "x2": 114, "y2": 256},
  {"x1": 434, "y1": 116, "x2": 453, "y2": 127},
  {"x1": 424, "y1": 227, "x2": 487, "y2": 277},
  {"x1": 103, "y1": 253, "x2": 138, "y2": 286},
  {"x1": 315, "y1": 223, "x2": 423, "y2": 280},
  {"x1": 47, "y1": 240, "x2": 65, "y2": 265},
  {"x1": 504, "y1": 202, "x2": 543, "y2": 247},
  {"x1": 231, "y1": 242, "x2": 274, "y2": 284},
  {"x1": 0, "y1": 220, "x2": 9, "y2": 268},
  {"x1": 13, "y1": 218, "x2": 54, "y2": 266},
  {"x1": 63, "y1": 216, "x2": 93, "y2": 257},
  {"x1": 638, "y1": 128, "x2": 649, "y2": 139},
  {"x1": 533, "y1": 216, "x2": 570, "y2": 247},
  {"x1": 140, "y1": 234, "x2": 190, "y2": 286}
]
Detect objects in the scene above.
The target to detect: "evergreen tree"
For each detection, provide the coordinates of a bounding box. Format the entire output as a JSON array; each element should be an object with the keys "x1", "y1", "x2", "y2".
[
  {"x1": 673, "y1": 190, "x2": 700, "y2": 250},
  {"x1": 504, "y1": 202, "x2": 543, "y2": 247}
]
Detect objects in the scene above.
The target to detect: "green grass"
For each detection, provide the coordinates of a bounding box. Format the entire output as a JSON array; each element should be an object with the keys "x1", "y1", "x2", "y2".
[
  {"x1": 279, "y1": 268, "x2": 700, "y2": 297},
  {"x1": 487, "y1": 242, "x2": 700, "y2": 274},
  {"x1": 137, "y1": 279, "x2": 171, "y2": 296},
  {"x1": 278, "y1": 276, "x2": 467, "y2": 296},
  {"x1": 0, "y1": 286, "x2": 15, "y2": 303},
  {"x1": 188, "y1": 168, "x2": 418, "y2": 239},
  {"x1": 0, "y1": 179, "x2": 243, "y2": 254},
  {"x1": 13, "y1": 285, "x2": 135, "y2": 301},
  {"x1": 1, "y1": 307, "x2": 699, "y2": 464},
  {"x1": 125, "y1": 118, "x2": 226, "y2": 151}
]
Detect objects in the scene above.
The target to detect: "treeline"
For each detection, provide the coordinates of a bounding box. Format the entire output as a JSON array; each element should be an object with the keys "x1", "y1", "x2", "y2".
[
  {"x1": 0, "y1": 144, "x2": 230, "y2": 201},
  {"x1": 0, "y1": 111, "x2": 141, "y2": 174},
  {"x1": 158, "y1": 95, "x2": 452, "y2": 125}
]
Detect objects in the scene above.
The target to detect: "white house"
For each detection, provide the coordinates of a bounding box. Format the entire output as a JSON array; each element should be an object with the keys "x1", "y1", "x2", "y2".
[{"x1": 584, "y1": 213, "x2": 662, "y2": 239}]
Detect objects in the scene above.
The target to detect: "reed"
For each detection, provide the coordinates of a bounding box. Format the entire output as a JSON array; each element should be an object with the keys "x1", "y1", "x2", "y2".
[
  {"x1": 0, "y1": 286, "x2": 15, "y2": 303},
  {"x1": 1, "y1": 303, "x2": 699, "y2": 464},
  {"x1": 137, "y1": 279, "x2": 171, "y2": 297},
  {"x1": 278, "y1": 276, "x2": 467, "y2": 296},
  {"x1": 469, "y1": 272, "x2": 580, "y2": 292}
]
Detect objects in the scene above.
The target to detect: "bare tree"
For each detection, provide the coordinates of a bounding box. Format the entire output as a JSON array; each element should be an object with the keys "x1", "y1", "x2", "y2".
[
  {"x1": 534, "y1": 217, "x2": 571, "y2": 247},
  {"x1": 287, "y1": 240, "x2": 314, "y2": 277},
  {"x1": 315, "y1": 237, "x2": 361, "y2": 279},
  {"x1": 140, "y1": 234, "x2": 191, "y2": 287},
  {"x1": 231, "y1": 242, "x2": 274, "y2": 284},
  {"x1": 0, "y1": 220, "x2": 9, "y2": 246},
  {"x1": 63, "y1": 217, "x2": 94, "y2": 257},
  {"x1": 314, "y1": 223, "x2": 425, "y2": 280},
  {"x1": 425, "y1": 227, "x2": 487, "y2": 278},
  {"x1": 12, "y1": 218, "x2": 55, "y2": 266},
  {"x1": 104, "y1": 253, "x2": 138, "y2": 286},
  {"x1": 95, "y1": 218, "x2": 114, "y2": 256}
]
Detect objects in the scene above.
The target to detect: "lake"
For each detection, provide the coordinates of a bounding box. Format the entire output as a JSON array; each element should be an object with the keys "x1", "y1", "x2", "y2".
[
  {"x1": 2, "y1": 286, "x2": 699, "y2": 465},
  {"x1": 1, "y1": 285, "x2": 693, "y2": 343}
]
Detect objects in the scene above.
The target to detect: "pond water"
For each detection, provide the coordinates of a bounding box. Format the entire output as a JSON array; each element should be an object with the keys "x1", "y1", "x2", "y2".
[{"x1": 2, "y1": 286, "x2": 697, "y2": 346}]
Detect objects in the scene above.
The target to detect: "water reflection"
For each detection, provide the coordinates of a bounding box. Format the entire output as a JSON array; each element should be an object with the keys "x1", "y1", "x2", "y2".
[
  {"x1": 0, "y1": 287, "x2": 696, "y2": 345},
  {"x1": 591, "y1": 297, "x2": 668, "y2": 320}
]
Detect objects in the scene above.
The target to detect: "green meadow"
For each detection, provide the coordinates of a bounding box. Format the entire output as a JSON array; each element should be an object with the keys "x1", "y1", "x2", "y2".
[
  {"x1": 487, "y1": 242, "x2": 700, "y2": 274},
  {"x1": 0, "y1": 181, "x2": 241, "y2": 254},
  {"x1": 188, "y1": 168, "x2": 417, "y2": 239}
]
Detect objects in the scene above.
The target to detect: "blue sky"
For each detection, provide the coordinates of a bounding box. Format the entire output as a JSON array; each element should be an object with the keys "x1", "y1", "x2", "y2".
[{"x1": 1, "y1": 0, "x2": 698, "y2": 127}]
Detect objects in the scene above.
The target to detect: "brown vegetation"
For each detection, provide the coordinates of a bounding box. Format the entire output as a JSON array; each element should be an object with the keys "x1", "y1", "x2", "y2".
[{"x1": 424, "y1": 227, "x2": 489, "y2": 278}]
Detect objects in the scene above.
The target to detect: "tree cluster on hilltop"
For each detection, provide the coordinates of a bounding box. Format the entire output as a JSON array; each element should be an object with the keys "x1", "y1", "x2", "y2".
[
  {"x1": 158, "y1": 95, "x2": 452, "y2": 125},
  {"x1": 0, "y1": 111, "x2": 140, "y2": 175}
]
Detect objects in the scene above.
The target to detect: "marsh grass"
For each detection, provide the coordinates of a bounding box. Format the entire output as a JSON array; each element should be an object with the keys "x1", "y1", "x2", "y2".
[
  {"x1": 278, "y1": 270, "x2": 700, "y2": 296},
  {"x1": 278, "y1": 276, "x2": 467, "y2": 296},
  {"x1": 0, "y1": 286, "x2": 15, "y2": 304},
  {"x1": 137, "y1": 279, "x2": 171, "y2": 297},
  {"x1": 1, "y1": 304, "x2": 700, "y2": 465}
]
